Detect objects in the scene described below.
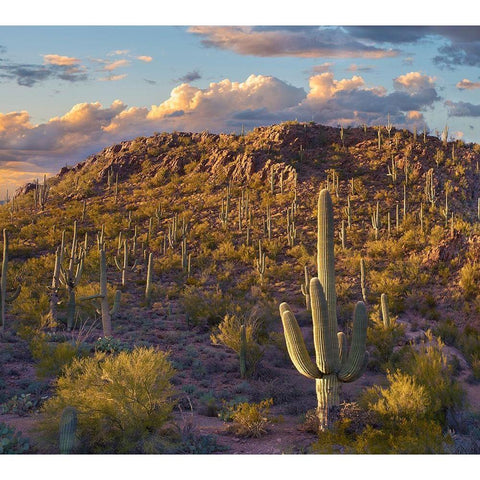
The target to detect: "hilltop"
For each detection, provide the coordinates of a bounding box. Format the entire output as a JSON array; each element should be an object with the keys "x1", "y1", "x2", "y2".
[{"x1": 1, "y1": 121, "x2": 480, "y2": 453}]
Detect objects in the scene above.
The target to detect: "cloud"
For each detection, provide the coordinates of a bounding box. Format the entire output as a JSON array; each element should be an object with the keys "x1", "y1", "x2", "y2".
[
  {"x1": 445, "y1": 100, "x2": 480, "y2": 117},
  {"x1": 43, "y1": 54, "x2": 80, "y2": 66},
  {"x1": 393, "y1": 72, "x2": 436, "y2": 94},
  {"x1": 0, "y1": 56, "x2": 88, "y2": 86},
  {"x1": 108, "y1": 50, "x2": 130, "y2": 56},
  {"x1": 102, "y1": 59, "x2": 130, "y2": 71},
  {"x1": 0, "y1": 71, "x2": 443, "y2": 194},
  {"x1": 144, "y1": 78, "x2": 156, "y2": 85},
  {"x1": 336, "y1": 27, "x2": 480, "y2": 68},
  {"x1": 99, "y1": 74, "x2": 128, "y2": 82},
  {"x1": 456, "y1": 78, "x2": 480, "y2": 90},
  {"x1": 137, "y1": 55, "x2": 152, "y2": 62},
  {"x1": 310, "y1": 63, "x2": 333, "y2": 74},
  {"x1": 189, "y1": 26, "x2": 398, "y2": 58},
  {"x1": 175, "y1": 70, "x2": 201, "y2": 83},
  {"x1": 347, "y1": 64, "x2": 373, "y2": 72}
]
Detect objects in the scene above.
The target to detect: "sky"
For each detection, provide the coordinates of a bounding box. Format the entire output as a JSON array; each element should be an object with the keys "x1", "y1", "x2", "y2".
[{"x1": 1, "y1": 2, "x2": 480, "y2": 198}]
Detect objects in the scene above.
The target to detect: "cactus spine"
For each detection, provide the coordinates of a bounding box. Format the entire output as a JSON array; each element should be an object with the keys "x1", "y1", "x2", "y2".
[
  {"x1": 279, "y1": 189, "x2": 368, "y2": 430},
  {"x1": 59, "y1": 406, "x2": 77, "y2": 454},
  {"x1": 1, "y1": 229, "x2": 21, "y2": 332}
]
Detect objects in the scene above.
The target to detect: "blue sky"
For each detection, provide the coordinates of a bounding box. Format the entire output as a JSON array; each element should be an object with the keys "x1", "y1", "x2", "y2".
[{"x1": 1, "y1": 2, "x2": 480, "y2": 197}]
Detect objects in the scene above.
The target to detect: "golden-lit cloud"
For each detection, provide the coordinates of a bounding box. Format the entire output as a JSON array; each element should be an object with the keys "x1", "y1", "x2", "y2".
[
  {"x1": 393, "y1": 72, "x2": 436, "y2": 93},
  {"x1": 137, "y1": 55, "x2": 153, "y2": 62},
  {"x1": 0, "y1": 71, "x2": 443, "y2": 196},
  {"x1": 406, "y1": 110, "x2": 424, "y2": 120},
  {"x1": 306, "y1": 73, "x2": 365, "y2": 101},
  {"x1": 103, "y1": 59, "x2": 130, "y2": 71},
  {"x1": 456, "y1": 78, "x2": 480, "y2": 89},
  {"x1": 145, "y1": 74, "x2": 305, "y2": 124},
  {"x1": 43, "y1": 54, "x2": 80, "y2": 66}
]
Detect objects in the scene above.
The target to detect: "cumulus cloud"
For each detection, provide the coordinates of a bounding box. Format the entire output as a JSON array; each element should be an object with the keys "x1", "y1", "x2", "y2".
[
  {"x1": 137, "y1": 55, "x2": 152, "y2": 62},
  {"x1": 189, "y1": 26, "x2": 398, "y2": 58},
  {"x1": 456, "y1": 79, "x2": 480, "y2": 89},
  {"x1": 393, "y1": 72, "x2": 436, "y2": 94},
  {"x1": 0, "y1": 71, "x2": 443, "y2": 194}
]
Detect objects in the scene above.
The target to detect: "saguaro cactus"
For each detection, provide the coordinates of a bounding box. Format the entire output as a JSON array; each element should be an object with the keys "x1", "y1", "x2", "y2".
[
  {"x1": 1, "y1": 229, "x2": 21, "y2": 332},
  {"x1": 380, "y1": 293, "x2": 390, "y2": 328},
  {"x1": 279, "y1": 189, "x2": 368, "y2": 430},
  {"x1": 59, "y1": 406, "x2": 77, "y2": 454}
]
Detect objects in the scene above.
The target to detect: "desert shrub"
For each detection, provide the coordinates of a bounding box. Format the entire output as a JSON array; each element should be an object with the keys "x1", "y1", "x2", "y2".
[
  {"x1": 367, "y1": 305, "x2": 405, "y2": 371},
  {"x1": 356, "y1": 371, "x2": 451, "y2": 453},
  {"x1": 180, "y1": 285, "x2": 232, "y2": 327},
  {"x1": 29, "y1": 334, "x2": 82, "y2": 378},
  {"x1": 0, "y1": 393, "x2": 40, "y2": 416},
  {"x1": 459, "y1": 262, "x2": 480, "y2": 299},
  {"x1": 94, "y1": 336, "x2": 130, "y2": 353},
  {"x1": 434, "y1": 317, "x2": 459, "y2": 346},
  {"x1": 210, "y1": 313, "x2": 264, "y2": 377},
  {"x1": 226, "y1": 398, "x2": 274, "y2": 438},
  {"x1": 39, "y1": 347, "x2": 176, "y2": 453},
  {"x1": 398, "y1": 331, "x2": 464, "y2": 425},
  {"x1": 0, "y1": 422, "x2": 30, "y2": 453}
]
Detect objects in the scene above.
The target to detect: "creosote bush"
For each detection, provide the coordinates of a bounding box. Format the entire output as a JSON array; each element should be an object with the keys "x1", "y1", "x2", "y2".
[
  {"x1": 226, "y1": 398, "x2": 274, "y2": 438},
  {"x1": 210, "y1": 313, "x2": 264, "y2": 377},
  {"x1": 39, "y1": 346, "x2": 176, "y2": 453}
]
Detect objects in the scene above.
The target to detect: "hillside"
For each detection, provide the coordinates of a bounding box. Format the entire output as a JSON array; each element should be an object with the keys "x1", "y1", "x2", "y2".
[{"x1": 1, "y1": 121, "x2": 480, "y2": 454}]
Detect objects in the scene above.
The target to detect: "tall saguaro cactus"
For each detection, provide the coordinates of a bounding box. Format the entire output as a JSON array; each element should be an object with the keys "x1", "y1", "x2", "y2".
[
  {"x1": 1, "y1": 229, "x2": 21, "y2": 332},
  {"x1": 279, "y1": 189, "x2": 368, "y2": 431}
]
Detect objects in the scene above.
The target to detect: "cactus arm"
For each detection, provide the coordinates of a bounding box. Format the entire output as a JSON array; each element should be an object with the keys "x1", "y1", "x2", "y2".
[
  {"x1": 337, "y1": 301, "x2": 368, "y2": 382},
  {"x1": 280, "y1": 302, "x2": 323, "y2": 379},
  {"x1": 310, "y1": 277, "x2": 338, "y2": 373},
  {"x1": 114, "y1": 255, "x2": 123, "y2": 272}
]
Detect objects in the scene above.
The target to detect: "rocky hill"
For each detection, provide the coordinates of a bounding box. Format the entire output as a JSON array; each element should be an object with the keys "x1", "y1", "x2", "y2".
[{"x1": 1, "y1": 121, "x2": 480, "y2": 454}]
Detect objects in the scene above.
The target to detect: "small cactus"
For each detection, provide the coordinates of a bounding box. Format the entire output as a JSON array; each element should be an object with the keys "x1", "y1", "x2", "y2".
[
  {"x1": 59, "y1": 406, "x2": 77, "y2": 454},
  {"x1": 380, "y1": 293, "x2": 390, "y2": 328}
]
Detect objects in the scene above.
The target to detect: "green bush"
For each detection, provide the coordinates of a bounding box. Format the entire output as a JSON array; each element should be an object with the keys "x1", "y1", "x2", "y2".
[
  {"x1": 210, "y1": 313, "x2": 264, "y2": 377},
  {"x1": 30, "y1": 334, "x2": 82, "y2": 378},
  {"x1": 39, "y1": 347, "x2": 176, "y2": 453},
  {"x1": 226, "y1": 398, "x2": 274, "y2": 438}
]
